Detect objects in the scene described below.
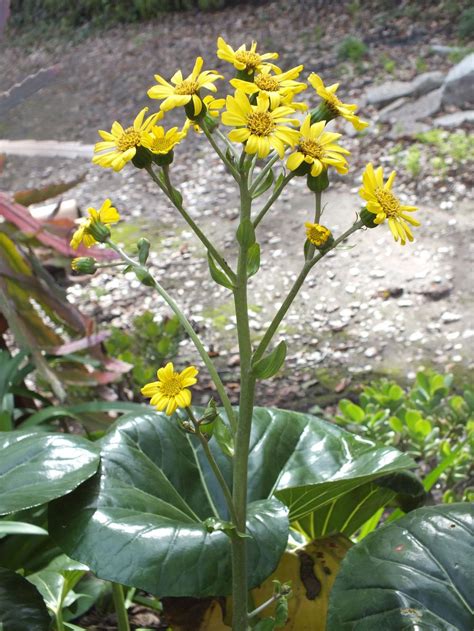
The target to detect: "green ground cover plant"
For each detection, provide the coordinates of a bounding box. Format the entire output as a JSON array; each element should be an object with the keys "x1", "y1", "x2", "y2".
[{"x1": 336, "y1": 371, "x2": 474, "y2": 504}]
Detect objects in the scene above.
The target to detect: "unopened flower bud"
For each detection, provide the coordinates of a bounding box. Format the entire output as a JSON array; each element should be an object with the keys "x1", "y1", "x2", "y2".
[
  {"x1": 71, "y1": 257, "x2": 97, "y2": 274},
  {"x1": 137, "y1": 238, "x2": 151, "y2": 265}
]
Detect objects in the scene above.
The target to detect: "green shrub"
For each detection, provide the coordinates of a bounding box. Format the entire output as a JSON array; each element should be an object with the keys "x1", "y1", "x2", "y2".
[
  {"x1": 335, "y1": 371, "x2": 474, "y2": 502},
  {"x1": 458, "y1": 6, "x2": 474, "y2": 39},
  {"x1": 337, "y1": 36, "x2": 368, "y2": 63}
]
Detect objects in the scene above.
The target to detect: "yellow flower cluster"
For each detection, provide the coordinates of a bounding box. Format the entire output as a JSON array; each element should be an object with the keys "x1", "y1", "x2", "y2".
[{"x1": 88, "y1": 35, "x2": 419, "y2": 257}]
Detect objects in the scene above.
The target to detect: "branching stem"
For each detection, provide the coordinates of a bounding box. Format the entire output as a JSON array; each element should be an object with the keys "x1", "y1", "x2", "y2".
[
  {"x1": 107, "y1": 240, "x2": 237, "y2": 433},
  {"x1": 253, "y1": 220, "x2": 364, "y2": 363}
]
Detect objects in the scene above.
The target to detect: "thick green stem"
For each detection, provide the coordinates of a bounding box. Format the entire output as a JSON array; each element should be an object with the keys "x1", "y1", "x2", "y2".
[
  {"x1": 253, "y1": 173, "x2": 295, "y2": 228},
  {"x1": 111, "y1": 583, "x2": 130, "y2": 631},
  {"x1": 146, "y1": 165, "x2": 236, "y2": 283},
  {"x1": 107, "y1": 241, "x2": 237, "y2": 433},
  {"x1": 231, "y1": 168, "x2": 256, "y2": 631},
  {"x1": 186, "y1": 408, "x2": 238, "y2": 524},
  {"x1": 54, "y1": 608, "x2": 65, "y2": 631},
  {"x1": 253, "y1": 220, "x2": 363, "y2": 363}
]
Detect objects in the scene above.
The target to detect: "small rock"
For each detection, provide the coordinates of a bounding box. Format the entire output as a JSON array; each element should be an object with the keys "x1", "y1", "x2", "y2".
[
  {"x1": 433, "y1": 110, "x2": 474, "y2": 128},
  {"x1": 329, "y1": 320, "x2": 348, "y2": 332},
  {"x1": 441, "y1": 311, "x2": 462, "y2": 323},
  {"x1": 442, "y1": 53, "x2": 474, "y2": 107},
  {"x1": 334, "y1": 377, "x2": 351, "y2": 393},
  {"x1": 364, "y1": 347, "x2": 377, "y2": 358},
  {"x1": 421, "y1": 283, "x2": 452, "y2": 301}
]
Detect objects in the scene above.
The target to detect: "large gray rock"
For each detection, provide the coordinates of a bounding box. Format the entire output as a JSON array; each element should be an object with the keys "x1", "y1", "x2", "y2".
[
  {"x1": 378, "y1": 88, "x2": 443, "y2": 124},
  {"x1": 442, "y1": 53, "x2": 474, "y2": 106},
  {"x1": 366, "y1": 71, "x2": 444, "y2": 107},
  {"x1": 388, "y1": 120, "x2": 430, "y2": 139},
  {"x1": 412, "y1": 71, "x2": 445, "y2": 96},
  {"x1": 433, "y1": 110, "x2": 474, "y2": 127}
]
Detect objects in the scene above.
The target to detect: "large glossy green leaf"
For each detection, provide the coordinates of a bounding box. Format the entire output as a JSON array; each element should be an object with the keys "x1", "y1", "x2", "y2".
[
  {"x1": 50, "y1": 408, "x2": 419, "y2": 597},
  {"x1": 49, "y1": 412, "x2": 289, "y2": 597},
  {"x1": 294, "y1": 471, "x2": 425, "y2": 539},
  {"x1": 327, "y1": 503, "x2": 474, "y2": 630},
  {"x1": 245, "y1": 409, "x2": 420, "y2": 523},
  {"x1": 0, "y1": 566, "x2": 51, "y2": 631},
  {"x1": 0, "y1": 431, "x2": 99, "y2": 515}
]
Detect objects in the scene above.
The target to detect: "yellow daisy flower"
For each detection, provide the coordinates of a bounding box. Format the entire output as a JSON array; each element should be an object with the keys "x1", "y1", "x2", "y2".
[
  {"x1": 203, "y1": 95, "x2": 226, "y2": 117},
  {"x1": 92, "y1": 108, "x2": 162, "y2": 172},
  {"x1": 143, "y1": 123, "x2": 188, "y2": 155},
  {"x1": 221, "y1": 90, "x2": 300, "y2": 159},
  {"x1": 309, "y1": 73, "x2": 368, "y2": 131},
  {"x1": 359, "y1": 163, "x2": 420, "y2": 245},
  {"x1": 188, "y1": 95, "x2": 226, "y2": 133},
  {"x1": 217, "y1": 36, "x2": 280, "y2": 74},
  {"x1": 286, "y1": 116, "x2": 350, "y2": 177},
  {"x1": 70, "y1": 199, "x2": 120, "y2": 250},
  {"x1": 141, "y1": 362, "x2": 199, "y2": 416},
  {"x1": 305, "y1": 223, "x2": 332, "y2": 247},
  {"x1": 230, "y1": 65, "x2": 306, "y2": 109},
  {"x1": 147, "y1": 57, "x2": 222, "y2": 117}
]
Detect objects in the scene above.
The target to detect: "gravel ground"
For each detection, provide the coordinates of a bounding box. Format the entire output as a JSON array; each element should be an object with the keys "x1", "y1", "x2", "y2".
[{"x1": 1, "y1": 0, "x2": 473, "y2": 408}]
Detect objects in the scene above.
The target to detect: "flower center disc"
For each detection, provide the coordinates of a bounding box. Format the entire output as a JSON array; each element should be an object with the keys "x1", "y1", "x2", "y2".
[
  {"x1": 160, "y1": 375, "x2": 183, "y2": 397},
  {"x1": 375, "y1": 188, "x2": 401, "y2": 216},
  {"x1": 235, "y1": 50, "x2": 261, "y2": 70},
  {"x1": 151, "y1": 137, "x2": 173, "y2": 153},
  {"x1": 117, "y1": 127, "x2": 142, "y2": 151},
  {"x1": 247, "y1": 111, "x2": 275, "y2": 136},
  {"x1": 307, "y1": 224, "x2": 330, "y2": 246},
  {"x1": 175, "y1": 80, "x2": 199, "y2": 95},
  {"x1": 255, "y1": 73, "x2": 280, "y2": 91},
  {"x1": 299, "y1": 138, "x2": 323, "y2": 159}
]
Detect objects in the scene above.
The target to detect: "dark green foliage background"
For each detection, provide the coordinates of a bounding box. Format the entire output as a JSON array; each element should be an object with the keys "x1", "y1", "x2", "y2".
[{"x1": 10, "y1": 0, "x2": 264, "y2": 27}]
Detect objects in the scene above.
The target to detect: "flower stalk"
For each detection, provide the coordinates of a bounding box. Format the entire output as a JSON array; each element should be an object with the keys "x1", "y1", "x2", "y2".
[
  {"x1": 111, "y1": 583, "x2": 130, "y2": 631},
  {"x1": 231, "y1": 161, "x2": 256, "y2": 631},
  {"x1": 106, "y1": 240, "x2": 237, "y2": 432}
]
